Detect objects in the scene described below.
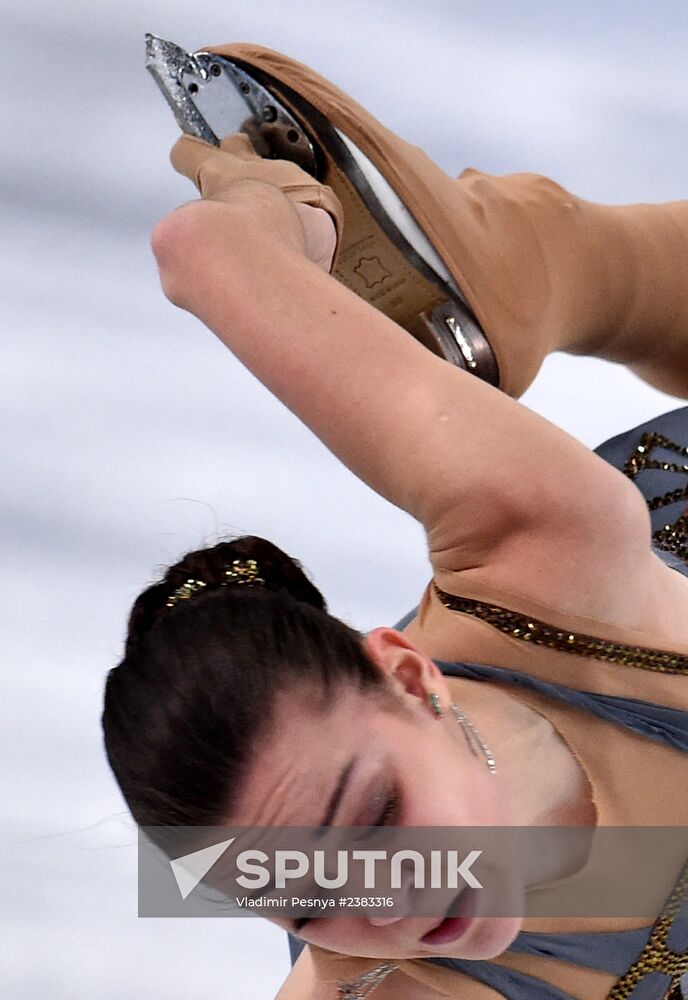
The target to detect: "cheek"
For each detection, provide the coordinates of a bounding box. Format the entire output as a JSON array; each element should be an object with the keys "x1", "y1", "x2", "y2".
[{"x1": 396, "y1": 722, "x2": 507, "y2": 826}]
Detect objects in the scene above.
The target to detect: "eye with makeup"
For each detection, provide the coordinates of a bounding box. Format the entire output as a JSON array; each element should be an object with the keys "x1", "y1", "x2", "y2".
[
  {"x1": 292, "y1": 783, "x2": 402, "y2": 934},
  {"x1": 361, "y1": 783, "x2": 402, "y2": 829},
  {"x1": 350, "y1": 780, "x2": 403, "y2": 847}
]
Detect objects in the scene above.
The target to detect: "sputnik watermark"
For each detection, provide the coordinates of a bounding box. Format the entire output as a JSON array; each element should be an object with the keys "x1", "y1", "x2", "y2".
[
  {"x1": 139, "y1": 825, "x2": 688, "y2": 918},
  {"x1": 170, "y1": 840, "x2": 483, "y2": 900}
]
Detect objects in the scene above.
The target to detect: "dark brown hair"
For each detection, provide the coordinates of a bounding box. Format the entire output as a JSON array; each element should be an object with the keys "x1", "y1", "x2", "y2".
[{"x1": 101, "y1": 535, "x2": 384, "y2": 829}]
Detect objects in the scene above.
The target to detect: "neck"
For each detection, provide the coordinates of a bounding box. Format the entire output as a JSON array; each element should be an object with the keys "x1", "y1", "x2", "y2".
[
  {"x1": 444, "y1": 675, "x2": 595, "y2": 827},
  {"x1": 445, "y1": 676, "x2": 597, "y2": 885}
]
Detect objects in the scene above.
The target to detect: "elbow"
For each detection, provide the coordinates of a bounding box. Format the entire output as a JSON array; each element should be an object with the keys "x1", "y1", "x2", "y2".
[
  {"x1": 150, "y1": 203, "x2": 203, "y2": 309},
  {"x1": 150, "y1": 200, "x2": 252, "y2": 312}
]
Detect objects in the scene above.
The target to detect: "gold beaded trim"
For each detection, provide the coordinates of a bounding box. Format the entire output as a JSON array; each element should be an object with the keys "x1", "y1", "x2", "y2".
[
  {"x1": 653, "y1": 515, "x2": 688, "y2": 564},
  {"x1": 433, "y1": 586, "x2": 688, "y2": 675},
  {"x1": 623, "y1": 432, "x2": 688, "y2": 479},
  {"x1": 623, "y1": 432, "x2": 688, "y2": 564},
  {"x1": 606, "y1": 855, "x2": 688, "y2": 999}
]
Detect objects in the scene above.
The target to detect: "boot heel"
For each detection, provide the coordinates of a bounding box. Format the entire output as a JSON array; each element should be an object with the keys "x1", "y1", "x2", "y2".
[{"x1": 408, "y1": 301, "x2": 499, "y2": 382}]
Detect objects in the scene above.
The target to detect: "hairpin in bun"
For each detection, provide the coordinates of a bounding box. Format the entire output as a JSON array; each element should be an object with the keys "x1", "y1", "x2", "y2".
[{"x1": 165, "y1": 558, "x2": 265, "y2": 608}]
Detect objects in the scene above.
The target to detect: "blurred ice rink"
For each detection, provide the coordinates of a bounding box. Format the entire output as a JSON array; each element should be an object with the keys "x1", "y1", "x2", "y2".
[{"x1": 3, "y1": 1, "x2": 688, "y2": 996}]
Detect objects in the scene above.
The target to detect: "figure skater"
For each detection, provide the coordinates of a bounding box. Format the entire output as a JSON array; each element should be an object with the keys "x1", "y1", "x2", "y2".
[{"x1": 102, "y1": 42, "x2": 688, "y2": 999}]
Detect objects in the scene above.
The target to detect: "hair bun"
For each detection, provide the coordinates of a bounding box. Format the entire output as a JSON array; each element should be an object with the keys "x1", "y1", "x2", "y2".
[
  {"x1": 124, "y1": 535, "x2": 325, "y2": 659},
  {"x1": 205, "y1": 535, "x2": 326, "y2": 610}
]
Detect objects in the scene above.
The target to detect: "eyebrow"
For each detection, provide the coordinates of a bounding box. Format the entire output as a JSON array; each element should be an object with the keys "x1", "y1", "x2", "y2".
[{"x1": 320, "y1": 756, "x2": 357, "y2": 828}]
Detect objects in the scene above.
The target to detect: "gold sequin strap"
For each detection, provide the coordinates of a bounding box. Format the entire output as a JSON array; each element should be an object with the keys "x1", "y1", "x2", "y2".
[
  {"x1": 433, "y1": 585, "x2": 688, "y2": 675},
  {"x1": 623, "y1": 431, "x2": 688, "y2": 564},
  {"x1": 606, "y1": 855, "x2": 688, "y2": 999}
]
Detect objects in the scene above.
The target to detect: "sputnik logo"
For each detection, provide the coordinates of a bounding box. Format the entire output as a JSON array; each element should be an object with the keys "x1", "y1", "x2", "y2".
[
  {"x1": 170, "y1": 837, "x2": 236, "y2": 900},
  {"x1": 170, "y1": 837, "x2": 485, "y2": 900}
]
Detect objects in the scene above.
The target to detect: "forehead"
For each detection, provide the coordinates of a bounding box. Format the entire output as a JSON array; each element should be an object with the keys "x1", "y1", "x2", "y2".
[{"x1": 229, "y1": 683, "x2": 385, "y2": 826}]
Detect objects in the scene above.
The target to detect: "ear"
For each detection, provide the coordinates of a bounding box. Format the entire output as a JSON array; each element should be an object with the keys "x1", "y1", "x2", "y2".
[{"x1": 363, "y1": 628, "x2": 451, "y2": 710}]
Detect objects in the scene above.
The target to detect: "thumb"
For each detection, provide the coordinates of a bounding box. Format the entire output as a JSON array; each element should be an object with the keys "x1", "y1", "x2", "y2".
[
  {"x1": 169, "y1": 133, "x2": 259, "y2": 190},
  {"x1": 170, "y1": 130, "x2": 320, "y2": 199},
  {"x1": 170, "y1": 134, "x2": 219, "y2": 191}
]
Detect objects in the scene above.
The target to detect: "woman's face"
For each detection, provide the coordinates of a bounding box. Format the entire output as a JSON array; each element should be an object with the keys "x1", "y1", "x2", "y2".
[{"x1": 228, "y1": 628, "x2": 525, "y2": 960}]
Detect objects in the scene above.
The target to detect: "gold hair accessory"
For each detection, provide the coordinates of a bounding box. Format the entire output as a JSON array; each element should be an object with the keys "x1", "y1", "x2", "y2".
[
  {"x1": 165, "y1": 577, "x2": 207, "y2": 608},
  {"x1": 222, "y1": 558, "x2": 265, "y2": 587},
  {"x1": 165, "y1": 558, "x2": 264, "y2": 607}
]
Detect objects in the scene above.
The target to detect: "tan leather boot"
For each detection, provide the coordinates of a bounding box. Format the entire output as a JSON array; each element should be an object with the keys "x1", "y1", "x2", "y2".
[{"x1": 194, "y1": 42, "x2": 688, "y2": 399}]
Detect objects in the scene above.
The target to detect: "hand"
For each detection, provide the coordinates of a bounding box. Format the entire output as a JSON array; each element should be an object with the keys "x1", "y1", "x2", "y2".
[{"x1": 169, "y1": 132, "x2": 342, "y2": 272}]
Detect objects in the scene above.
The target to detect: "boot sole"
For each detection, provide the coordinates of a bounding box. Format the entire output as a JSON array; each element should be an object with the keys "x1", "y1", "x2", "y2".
[{"x1": 224, "y1": 54, "x2": 499, "y2": 384}]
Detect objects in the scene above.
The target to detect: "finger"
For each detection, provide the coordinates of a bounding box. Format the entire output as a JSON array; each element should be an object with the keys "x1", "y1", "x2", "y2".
[
  {"x1": 218, "y1": 132, "x2": 259, "y2": 159},
  {"x1": 172, "y1": 135, "x2": 318, "y2": 199},
  {"x1": 170, "y1": 134, "x2": 217, "y2": 189},
  {"x1": 170, "y1": 132, "x2": 259, "y2": 188}
]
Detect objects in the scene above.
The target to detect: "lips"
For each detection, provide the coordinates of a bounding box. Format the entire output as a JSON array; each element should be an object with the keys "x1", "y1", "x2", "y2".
[
  {"x1": 420, "y1": 914, "x2": 474, "y2": 945},
  {"x1": 419, "y1": 889, "x2": 479, "y2": 947}
]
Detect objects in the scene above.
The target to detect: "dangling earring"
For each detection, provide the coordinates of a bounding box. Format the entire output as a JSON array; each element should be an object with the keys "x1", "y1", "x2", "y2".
[
  {"x1": 450, "y1": 703, "x2": 497, "y2": 776},
  {"x1": 428, "y1": 692, "x2": 444, "y2": 718}
]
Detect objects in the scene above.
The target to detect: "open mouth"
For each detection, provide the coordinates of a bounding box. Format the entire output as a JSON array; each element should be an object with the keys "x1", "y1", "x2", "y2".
[{"x1": 419, "y1": 889, "x2": 479, "y2": 946}]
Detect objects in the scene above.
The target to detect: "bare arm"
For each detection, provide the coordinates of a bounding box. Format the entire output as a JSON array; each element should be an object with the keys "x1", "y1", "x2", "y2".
[{"x1": 151, "y1": 184, "x2": 653, "y2": 611}]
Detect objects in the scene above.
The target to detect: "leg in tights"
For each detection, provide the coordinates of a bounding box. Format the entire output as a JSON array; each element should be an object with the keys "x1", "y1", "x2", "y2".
[
  {"x1": 193, "y1": 42, "x2": 688, "y2": 400},
  {"x1": 444, "y1": 168, "x2": 688, "y2": 398}
]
